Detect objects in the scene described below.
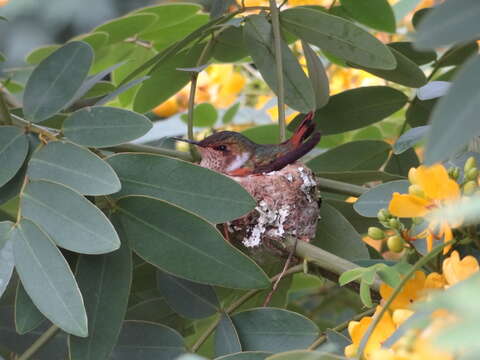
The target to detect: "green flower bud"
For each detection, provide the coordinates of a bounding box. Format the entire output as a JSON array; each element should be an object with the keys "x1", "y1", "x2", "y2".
[
  {"x1": 465, "y1": 168, "x2": 479, "y2": 181},
  {"x1": 368, "y1": 227, "x2": 386, "y2": 240},
  {"x1": 464, "y1": 156, "x2": 477, "y2": 173},
  {"x1": 448, "y1": 167, "x2": 460, "y2": 180},
  {"x1": 387, "y1": 235, "x2": 405, "y2": 253},
  {"x1": 463, "y1": 180, "x2": 477, "y2": 195},
  {"x1": 388, "y1": 218, "x2": 401, "y2": 229},
  {"x1": 377, "y1": 208, "x2": 390, "y2": 222}
]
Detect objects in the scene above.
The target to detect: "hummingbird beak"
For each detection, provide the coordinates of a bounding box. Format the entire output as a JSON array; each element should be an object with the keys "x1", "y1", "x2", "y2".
[{"x1": 171, "y1": 137, "x2": 201, "y2": 146}]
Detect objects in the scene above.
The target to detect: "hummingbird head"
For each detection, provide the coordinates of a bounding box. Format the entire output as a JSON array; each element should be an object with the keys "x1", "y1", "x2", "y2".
[{"x1": 172, "y1": 131, "x2": 255, "y2": 174}]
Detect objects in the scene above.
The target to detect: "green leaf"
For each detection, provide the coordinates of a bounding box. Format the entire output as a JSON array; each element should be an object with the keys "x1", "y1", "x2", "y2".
[
  {"x1": 353, "y1": 180, "x2": 410, "y2": 217},
  {"x1": 425, "y1": 55, "x2": 480, "y2": 164},
  {"x1": 180, "y1": 103, "x2": 218, "y2": 128},
  {"x1": 223, "y1": 103, "x2": 240, "y2": 124},
  {"x1": 12, "y1": 219, "x2": 88, "y2": 337},
  {"x1": 1, "y1": 79, "x2": 23, "y2": 93},
  {"x1": 244, "y1": 15, "x2": 315, "y2": 113},
  {"x1": 312, "y1": 203, "x2": 369, "y2": 260},
  {"x1": 133, "y1": 3, "x2": 202, "y2": 32},
  {"x1": 241, "y1": 124, "x2": 290, "y2": 144},
  {"x1": 133, "y1": 44, "x2": 207, "y2": 113},
  {"x1": 359, "y1": 279, "x2": 373, "y2": 307},
  {"x1": 21, "y1": 180, "x2": 120, "y2": 254},
  {"x1": 377, "y1": 266, "x2": 401, "y2": 288},
  {"x1": 266, "y1": 350, "x2": 347, "y2": 360},
  {"x1": 388, "y1": 42, "x2": 436, "y2": 66},
  {"x1": 296, "y1": 86, "x2": 407, "y2": 135},
  {"x1": 406, "y1": 97, "x2": 436, "y2": 127},
  {"x1": 301, "y1": 41, "x2": 330, "y2": 109},
  {"x1": 317, "y1": 171, "x2": 404, "y2": 185},
  {"x1": 25, "y1": 45, "x2": 60, "y2": 65},
  {"x1": 215, "y1": 313, "x2": 242, "y2": 357},
  {"x1": 341, "y1": 0, "x2": 396, "y2": 32},
  {"x1": 71, "y1": 32, "x2": 109, "y2": 52},
  {"x1": 126, "y1": 298, "x2": 185, "y2": 330},
  {"x1": 326, "y1": 199, "x2": 379, "y2": 233},
  {"x1": 94, "y1": 14, "x2": 158, "y2": 44},
  {"x1": 14, "y1": 282, "x2": 45, "y2": 335},
  {"x1": 27, "y1": 141, "x2": 121, "y2": 195},
  {"x1": 307, "y1": 140, "x2": 391, "y2": 172},
  {"x1": 393, "y1": 126, "x2": 429, "y2": 154},
  {"x1": 213, "y1": 26, "x2": 249, "y2": 62},
  {"x1": 112, "y1": 46, "x2": 155, "y2": 107},
  {"x1": 0, "y1": 236, "x2": 14, "y2": 298},
  {"x1": 111, "y1": 321, "x2": 186, "y2": 359},
  {"x1": 156, "y1": 271, "x2": 219, "y2": 319},
  {"x1": 83, "y1": 81, "x2": 115, "y2": 99},
  {"x1": 69, "y1": 224, "x2": 132, "y2": 360},
  {"x1": 63, "y1": 106, "x2": 152, "y2": 147},
  {"x1": 23, "y1": 41, "x2": 93, "y2": 122},
  {"x1": 231, "y1": 308, "x2": 319, "y2": 352},
  {"x1": 107, "y1": 153, "x2": 255, "y2": 224},
  {"x1": 0, "y1": 220, "x2": 13, "y2": 250},
  {"x1": 415, "y1": 0, "x2": 480, "y2": 49},
  {"x1": 0, "y1": 126, "x2": 29, "y2": 188},
  {"x1": 215, "y1": 352, "x2": 272, "y2": 360},
  {"x1": 393, "y1": 0, "x2": 422, "y2": 22},
  {"x1": 339, "y1": 267, "x2": 365, "y2": 286},
  {"x1": 281, "y1": 7, "x2": 396, "y2": 70},
  {"x1": 437, "y1": 42, "x2": 479, "y2": 68},
  {"x1": 350, "y1": 45, "x2": 427, "y2": 88},
  {"x1": 116, "y1": 195, "x2": 269, "y2": 289},
  {"x1": 384, "y1": 148, "x2": 420, "y2": 177}
]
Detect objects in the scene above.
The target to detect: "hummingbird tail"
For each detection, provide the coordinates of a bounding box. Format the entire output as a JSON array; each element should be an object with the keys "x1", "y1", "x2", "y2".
[{"x1": 289, "y1": 111, "x2": 316, "y2": 147}]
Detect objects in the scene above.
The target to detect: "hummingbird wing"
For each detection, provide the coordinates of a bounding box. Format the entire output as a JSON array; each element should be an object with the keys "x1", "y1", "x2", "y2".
[{"x1": 252, "y1": 131, "x2": 321, "y2": 174}]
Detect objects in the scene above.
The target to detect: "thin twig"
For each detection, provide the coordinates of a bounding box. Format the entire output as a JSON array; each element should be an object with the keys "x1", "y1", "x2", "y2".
[
  {"x1": 191, "y1": 264, "x2": 304, "y2": 352},
  {"x1": 17, "y1": 325, "x2": 60, "y2": 360},
  {"x1": 307, "y1": 307, "x2": 376, "y2": 350},
  {"x1": 263, "y1": 237, "x2": 298, "y2": 306},
  {"x1": 269, "y1": 0, "x2": 286, "y2": 141},
  {"x1": 0, "y1": 91, "x2": 13, "y2": 125}
]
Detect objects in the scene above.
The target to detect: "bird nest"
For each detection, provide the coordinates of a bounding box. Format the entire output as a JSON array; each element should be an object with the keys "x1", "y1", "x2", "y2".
[{"x1": 225, "y1": 163, "x2": 320, "y2": 249}]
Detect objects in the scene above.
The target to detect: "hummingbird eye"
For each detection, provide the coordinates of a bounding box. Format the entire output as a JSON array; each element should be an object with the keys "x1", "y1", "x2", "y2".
[{"x1": 213, "y1": 145, "x2": 227, "y2": 152}]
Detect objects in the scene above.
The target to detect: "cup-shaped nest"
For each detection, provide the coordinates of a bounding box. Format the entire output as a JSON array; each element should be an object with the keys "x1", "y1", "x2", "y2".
[{"x1": 226, "y1": 163, "x2": 320, "y2": 248}]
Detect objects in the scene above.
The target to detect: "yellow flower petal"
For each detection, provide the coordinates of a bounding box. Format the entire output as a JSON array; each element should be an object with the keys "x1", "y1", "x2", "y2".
[
  {"x1": 389, "y1": 193, "x2": 430, "y2": 218},
  {"x1": 443, "y1": 250, "x2": 480, "y2": 286},
  {"x1": 415, "y1": 165, "x2": 460, "y2": 201},
  {"x1": 392, "y1": 309, "x2": 414, "y2": 326},
  {"x1": 424, "y1": 272, "x2": 446, "y2": 290},
  {"x1": 380, "y1": 271, "x2": 426, "y2": 309}
]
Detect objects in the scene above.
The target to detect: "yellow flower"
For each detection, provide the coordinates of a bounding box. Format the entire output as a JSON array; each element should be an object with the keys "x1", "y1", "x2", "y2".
[
  {"x1": 424, "y1": 272, "x2": 447, "y2": 290},
  {"x1": 388, "y1": 164, "x2": 461, "y2": 252},
  {"x1": 442, "y1": 250, "x2": 479, "y2": 286},
  {"x1": 380, "y1": 271, "x2": 426, "y2": 310},
  {"x1": 152, "y1": 96, "x2": 179, "y2": 118},
  {"x1": 345, "y1": 306, "x2": 396, "y2": 359},
  {"x1": 392, "y1": 309, "x2": 414, "y2": 327}
]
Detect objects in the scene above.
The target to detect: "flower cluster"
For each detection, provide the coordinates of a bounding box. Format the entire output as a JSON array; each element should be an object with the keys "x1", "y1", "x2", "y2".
[
  {"x1": 344, "y1": 251, "x2": 479, "y2": 359},
  {"x1": 367, "y1": 160, "x2": 480, "y2": 255}
]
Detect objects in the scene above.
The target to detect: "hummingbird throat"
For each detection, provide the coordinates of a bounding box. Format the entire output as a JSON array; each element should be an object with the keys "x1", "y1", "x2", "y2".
[{"x1": 225, "y1": 152, "x2": 250, "y2": 173}]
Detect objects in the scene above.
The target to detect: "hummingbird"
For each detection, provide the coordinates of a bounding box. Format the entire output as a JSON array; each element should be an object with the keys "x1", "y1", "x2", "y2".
[{"x1": 173, "y1": 112, "x2": 321, "y2": 176}]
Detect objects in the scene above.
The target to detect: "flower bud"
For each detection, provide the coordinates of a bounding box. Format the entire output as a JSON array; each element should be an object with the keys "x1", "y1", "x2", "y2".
[
  {"x1": 368, "y1": 227, "x2": 385, "y2": 240},
  {"x1": 377, "y1": 208, "x2": 390, "y2": 222},
  {"x1": 387, "y1": 235, "x2": 405, "y2": 253},
  {"x1": 465, "y1": 167, "x2": 479, "y2": 181},
  {"x1": 463, "y1": 180, "x2": 477, "y2": 195},
  {"x1": 464, "y1": 156, "x2": 477, "y2": 173},
  {"x1": 388, "y1": 218, "x2": 401, "y2": 229},
  {"x1": 448, "y1": 167, "x2": 460, "y2": 180},
  {"x1": 408, "y1": 184, "x2": 425, "y2": 198},
  {"x1": 408, "y1": 167, "x2": 419, "y2": 185}
]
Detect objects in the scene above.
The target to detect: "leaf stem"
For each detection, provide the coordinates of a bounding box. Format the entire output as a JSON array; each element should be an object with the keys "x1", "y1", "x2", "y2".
[
  {"x1": 269, "y1": 0, "x2": 286, "y2": 141},
  {"x1": 307, "y1": 307, "x2": 376, "y2": 350},
  {"x1": 316, "y1": 177, "x2": 367, "y2": 197},
  {"x1": 104, "y1": 143, "x2": 193, "y2": 162},
  {"x1": 191, "y1": 264, "x2": 304, "y2": 352},
  {"x1": 357, "y1": 241, "x2": 452, "y2": 359},
  {"x1": 17, "y1": 325, "x2": 60, "y2": 360}
]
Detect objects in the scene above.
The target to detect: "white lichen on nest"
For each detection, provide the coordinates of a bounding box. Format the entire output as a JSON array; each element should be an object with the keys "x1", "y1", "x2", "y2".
[{"x1": 229, "y1": 163, "x2": 320, "y2": 248}]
